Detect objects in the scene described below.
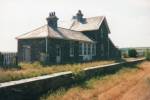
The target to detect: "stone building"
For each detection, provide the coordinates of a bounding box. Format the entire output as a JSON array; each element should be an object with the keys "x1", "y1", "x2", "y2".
[{"x1": 16, "y1": 10, "x2": 121, "y2": 64}]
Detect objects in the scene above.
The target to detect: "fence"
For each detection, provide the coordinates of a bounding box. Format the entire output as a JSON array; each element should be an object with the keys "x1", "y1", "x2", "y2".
[{"x1": 0, "y1": 52, "x2": 17, "y2": 67}]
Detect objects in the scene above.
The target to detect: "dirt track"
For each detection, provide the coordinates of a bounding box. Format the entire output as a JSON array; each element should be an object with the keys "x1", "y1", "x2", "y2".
[
  {"x1": 98, "y1": 62, "x2": 150, "y2": 100},
  {"x1": 60, "y1": 61, "x2": 150, "y2": 100}
]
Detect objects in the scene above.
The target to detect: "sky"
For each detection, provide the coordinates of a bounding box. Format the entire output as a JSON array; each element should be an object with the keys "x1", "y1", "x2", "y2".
[{"x1": 0, "y1": 0, "x2": 150, "y2": 52}]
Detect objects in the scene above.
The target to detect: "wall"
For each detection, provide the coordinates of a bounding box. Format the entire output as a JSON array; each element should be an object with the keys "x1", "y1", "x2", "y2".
[
  {"x1": 47, "y1": 38, "x2": 80, "y2": 64},
  {"x1": 18, "y1": 38, "x2": 46, "y2": 62},
  {"x1": 83, "y1": 21, "x2": 121, "y2": 59},
  {"x1": 18, "y1": 38, "x2": 96, "y2": 64}
]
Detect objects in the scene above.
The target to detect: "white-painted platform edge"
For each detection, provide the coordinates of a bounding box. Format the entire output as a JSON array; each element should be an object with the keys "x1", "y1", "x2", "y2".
[
  {"x1": 0, "y1": 71, "x2": 72, "y2": 88},
  {"x1": 84, "y1": 58, "x2": 145, "y2": 70}
]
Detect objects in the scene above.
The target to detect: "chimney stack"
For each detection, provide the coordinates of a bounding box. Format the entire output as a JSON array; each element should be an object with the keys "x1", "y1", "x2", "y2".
[
  {"x1": 46, "y1": 12, "x2": 58, "y2": 29},
  {"x1": 76, "y1": 10, "x2": 84, "y2": 22}
]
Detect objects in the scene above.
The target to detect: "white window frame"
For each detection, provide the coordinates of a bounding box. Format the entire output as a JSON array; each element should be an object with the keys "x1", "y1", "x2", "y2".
[{"x1": 79, "y1": 42, "x2": 96, "y2": 56}]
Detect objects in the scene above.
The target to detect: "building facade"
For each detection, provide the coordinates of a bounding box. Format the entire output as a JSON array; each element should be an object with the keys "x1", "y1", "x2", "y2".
[{"x1": 16, "y1": 10, "x2": 121, "y2": 64}]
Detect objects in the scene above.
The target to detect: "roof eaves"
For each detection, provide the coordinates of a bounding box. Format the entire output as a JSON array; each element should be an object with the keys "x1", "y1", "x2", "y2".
[
  {"x1": 16, "y1": 36, "x2": 48, "y2": 40},
  {"x1": 47, "y1": 36, "x2": 94, "y2": 43},
  {"x1": 16, "y1": 25, "x2": 47, "y2": 40}
]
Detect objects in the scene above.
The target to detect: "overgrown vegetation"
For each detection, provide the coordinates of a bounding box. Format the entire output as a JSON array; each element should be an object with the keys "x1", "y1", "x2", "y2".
[
  {"x1": 145, "y1": 49, "x2": 150, "y2": 60},
  {"x1": 128, "y1": 49, "x2": 137, "y2": 58},
  {"x1": 0, "y1": 60, "x2": 115, "y2": 83},
  {"x1": 122, "y1": 53, "x2": 128, "y2": 58},
  {"x1": 40, "y1": 63, "x2": 140, "y2": 100}
]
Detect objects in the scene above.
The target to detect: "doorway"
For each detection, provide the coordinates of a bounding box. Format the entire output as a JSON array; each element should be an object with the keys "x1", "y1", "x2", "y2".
[
  {"x1": 23, "y1": 46, "x2": 31, "y2": 62},
  {"x1": 56, "y1": 46, "x2": 61, "y2": 63}
]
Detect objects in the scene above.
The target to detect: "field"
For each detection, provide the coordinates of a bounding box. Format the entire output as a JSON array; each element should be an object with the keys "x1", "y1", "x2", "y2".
[
  {"x1": 41, "y1": 61, "x2": 150, "y2": 100},
  {"x1": 0, "y1": 60, "x2": 115, "y2": 83}
]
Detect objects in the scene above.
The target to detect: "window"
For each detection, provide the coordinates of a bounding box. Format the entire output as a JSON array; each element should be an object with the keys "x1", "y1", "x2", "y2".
[
  {"x1": 94, "y1": 44, "x2": 96, "y2": 55},
  {"x1": 92, "y1": 43, "x2": 96, "y2": 56},
  {"x1": 56, "y1": 46, "x2": 61, "y2": 56},
  {"x1": 79, "y1": 43, "x2": 82, "y2": 55},
  {"x1": 85, "y1": 43, "x2": 88, "y2": 55},
  {"x1": 79, "y1": 42, "x2": 95, "y2": 56},
  {"x1": 70, "y1": 42, "x2": 74, "y2": 57},
  {"x1": 83, "y1": 43, "x2": 86, "y2": 55},
  {"x1": 88, "y1": 43, "x2": 91, "y2": 55}
]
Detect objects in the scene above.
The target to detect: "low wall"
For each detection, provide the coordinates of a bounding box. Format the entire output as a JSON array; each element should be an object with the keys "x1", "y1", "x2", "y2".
[{"x1": 0, "y1": 58, "x2": 145, "y2": 100}]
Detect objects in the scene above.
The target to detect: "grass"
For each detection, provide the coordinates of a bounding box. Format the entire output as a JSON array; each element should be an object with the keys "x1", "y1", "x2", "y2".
[
  {"x1": 40, "y1": 63, "x2": 140, "y2": 100},
  {"x1": 0, "y1": 60, "x2": 115, "y2": 83}
]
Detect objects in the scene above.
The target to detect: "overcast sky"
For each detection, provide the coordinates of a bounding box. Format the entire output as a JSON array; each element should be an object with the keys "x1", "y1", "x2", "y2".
[{"x1": 0, "y1": 0, "x2": 150, "y2": 52}]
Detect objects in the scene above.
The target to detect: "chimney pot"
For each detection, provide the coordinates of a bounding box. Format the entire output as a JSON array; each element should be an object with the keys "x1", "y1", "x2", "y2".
[{"x1": 46, "y1": 11, "x2": 58, "y2": 29}]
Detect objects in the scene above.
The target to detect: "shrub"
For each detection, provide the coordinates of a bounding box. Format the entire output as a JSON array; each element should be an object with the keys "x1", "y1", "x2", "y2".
[
  {"x1": 128, "y1": 49, "x2": 137, "y2": 58},
  {"x1": 145, "y1": 49, "x2": 150, "y2": 60},
  {"x1": 122, "y1": 53, "x2": 128, "y2": 58}
]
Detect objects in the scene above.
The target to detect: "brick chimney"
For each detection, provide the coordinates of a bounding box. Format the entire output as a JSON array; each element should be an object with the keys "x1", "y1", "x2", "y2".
[
  {"x1": 76, "y1": 10, "x2": 84, "y2": 22},
  {"x1": 46, "y1": 12, "x2": 58, "y2": 28}
]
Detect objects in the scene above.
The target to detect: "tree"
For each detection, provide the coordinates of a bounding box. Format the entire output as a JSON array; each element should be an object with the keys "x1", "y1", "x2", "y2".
[
  {"x1": 128, "y1": 49, "x2": 137, "y2": 58},
  {"x1": 145, "y1": 49, "x2": 150, "y2": 60}
]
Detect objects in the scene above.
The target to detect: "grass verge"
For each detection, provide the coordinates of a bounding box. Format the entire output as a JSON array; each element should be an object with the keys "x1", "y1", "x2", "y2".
[{"x1": 0, "y1": 60, "x2": 115, "y2": 83}]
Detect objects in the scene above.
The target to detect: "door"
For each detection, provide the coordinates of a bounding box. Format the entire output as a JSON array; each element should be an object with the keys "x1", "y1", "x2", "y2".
[
  {"x1": 23, "y1": 46, "x2": 31, "y2": 62},
  {"x1": 56, "y1": 46, "x2": 61, "y2": 63}
]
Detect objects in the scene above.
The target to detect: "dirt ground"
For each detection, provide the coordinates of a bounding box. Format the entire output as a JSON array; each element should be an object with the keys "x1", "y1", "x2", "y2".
[
  {"x1": 48, "y1": 61, "x2": 150, "y2": 100},
  {"x1": 97, "y1": 61, "x2": 150, "y2": 100}
]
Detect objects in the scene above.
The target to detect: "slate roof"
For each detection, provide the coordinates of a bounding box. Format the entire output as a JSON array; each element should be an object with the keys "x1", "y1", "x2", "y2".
[
  {"x1": 16, "y1": 16, "x2": 110, "y2": 42},
  {"x1": 16, "y1": 25, "x2": 94, "y2": 43},
  {"x1": 59, "y1": 16, "x2": 110, "y2": 32}
]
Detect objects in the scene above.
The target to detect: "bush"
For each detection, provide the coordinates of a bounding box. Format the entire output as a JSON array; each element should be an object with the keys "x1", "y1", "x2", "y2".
[
  {"x1": 128, "y1": 49, "x2": 137, "y2": 58},
  {"x1": 145, "y1": 49, "x2": 150, "y2": 60},
  {"x1": 122, "y1": 53, "x2": 128, "y2": 58}
]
